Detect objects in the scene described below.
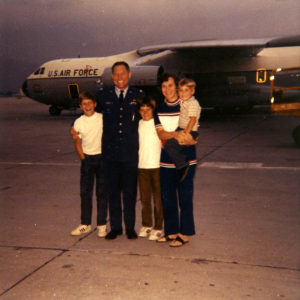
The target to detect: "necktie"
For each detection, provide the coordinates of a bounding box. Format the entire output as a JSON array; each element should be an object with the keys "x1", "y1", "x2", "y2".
[{"x1": 119, "y1": 90, "x2": 124, "y2": 102}]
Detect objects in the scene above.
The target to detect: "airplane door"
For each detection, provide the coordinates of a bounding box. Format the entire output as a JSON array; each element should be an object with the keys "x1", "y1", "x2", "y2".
[
  {"x1": 270, "y1": 67, "x2": 300, "y2": 102},
  {"x1": 270, "y1": 67, "x2": 300, "y2": 116},
  {"x1": 68, "y1": 83, "x2": 79, "y2": 99}
]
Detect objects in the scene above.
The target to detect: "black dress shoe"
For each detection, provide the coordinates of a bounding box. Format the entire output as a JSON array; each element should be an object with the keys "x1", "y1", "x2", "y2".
[
  {"x1": 105, "y1": 229, "x2": 122, "y2": 240},
  {"x1": 126, "y1": 229, "x2": 138, "y2": 239}
]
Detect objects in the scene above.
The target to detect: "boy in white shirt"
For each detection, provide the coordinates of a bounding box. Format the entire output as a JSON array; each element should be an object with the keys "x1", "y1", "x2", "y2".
[
  {"x1": 70, "y1": 92, "x2": 108, "y2": 237},
  {"x1": 137, "y1": 96, "x2": 163, "y2": 240},
  {"x1": 164, "y1": 78, "x2": 201, "y2": 182}
]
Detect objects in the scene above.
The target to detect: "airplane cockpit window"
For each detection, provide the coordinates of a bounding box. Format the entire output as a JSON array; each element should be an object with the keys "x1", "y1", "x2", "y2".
[{"x1": 33, "y1": 68, "x2": 45, "y2": 75}]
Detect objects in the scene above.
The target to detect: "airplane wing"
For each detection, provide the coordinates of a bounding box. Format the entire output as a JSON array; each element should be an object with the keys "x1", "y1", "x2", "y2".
[{"x1": 137, "y1": 35, "x2": 300, "y2": 57}]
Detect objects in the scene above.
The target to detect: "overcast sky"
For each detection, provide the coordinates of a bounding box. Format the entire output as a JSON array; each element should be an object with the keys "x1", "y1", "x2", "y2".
[{"x1": 0, "y1": 0, "x2": 299, "y2": 92}]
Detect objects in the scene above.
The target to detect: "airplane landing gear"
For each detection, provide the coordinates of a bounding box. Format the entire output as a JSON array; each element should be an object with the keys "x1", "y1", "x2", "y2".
[{"x1": 49, "y1": 106, "x2": 62, "y2": 116}]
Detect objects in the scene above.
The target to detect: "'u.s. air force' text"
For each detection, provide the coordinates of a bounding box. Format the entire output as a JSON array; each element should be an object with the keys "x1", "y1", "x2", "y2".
[{"x1": 48, "y1": 69, "x2": 99, "y2": 77}]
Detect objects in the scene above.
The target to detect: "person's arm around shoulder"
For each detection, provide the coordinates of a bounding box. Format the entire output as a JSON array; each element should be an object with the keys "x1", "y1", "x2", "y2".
[
  {"x1": 70, "y1": 114, "x2": 83, "y2": 141},
  {"x1": 73, "y1": 118, "x2": 85, "y2": 160},
  {"x1": 70, "y1": 126, "x2": 80, "y2": 141}
]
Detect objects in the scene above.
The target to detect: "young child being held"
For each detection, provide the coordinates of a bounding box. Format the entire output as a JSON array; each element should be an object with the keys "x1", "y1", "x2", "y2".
[
  {"x1": 164, "y1": 78, "x2": 201, "y2": 182},
  {"x1": 70, "y1": 91, "x2": 108, "y2": 238},
  {"x1": 137, "y1": 96, "x2": 164, "y2": 241}
]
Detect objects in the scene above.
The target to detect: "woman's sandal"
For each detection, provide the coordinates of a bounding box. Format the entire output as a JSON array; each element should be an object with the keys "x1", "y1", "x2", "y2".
[
  {"x1": 169, "y1": 236, "x2": 189, "y2": 247},
  {"x1": 156, "y1": 235, "x2": 176, "y2": 243}
]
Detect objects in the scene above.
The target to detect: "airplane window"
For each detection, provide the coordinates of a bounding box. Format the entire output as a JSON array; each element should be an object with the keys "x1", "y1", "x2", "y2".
[
  {"x1": 34, "y1": 68, "x2": 40, "y2": 75},
  {"x1": 40, "y1": 67, "x2": 45, "y2": 75}
]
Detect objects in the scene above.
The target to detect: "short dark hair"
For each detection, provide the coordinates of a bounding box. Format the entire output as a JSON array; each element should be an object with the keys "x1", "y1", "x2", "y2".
[
  {"x1": 159, "y1": 72, "x2": 179, "y2": 87},
  {"x1": 137, "y1": 95, "x2": 156, "y2": 110},
  {"x1": 178, "y1": 78, "x2": 196, "y2": 89},
  {"x1": 78, "y1": 91, "x2": 96, "y2": 105},
  {"x1": 112, "y1": 61, "x2": 130, "y2": 73}
]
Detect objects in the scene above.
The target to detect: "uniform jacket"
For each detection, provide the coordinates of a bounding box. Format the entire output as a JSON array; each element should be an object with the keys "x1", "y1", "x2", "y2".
[{"x1": 96, "y1": 86, "x2": 144, "y2": 162}]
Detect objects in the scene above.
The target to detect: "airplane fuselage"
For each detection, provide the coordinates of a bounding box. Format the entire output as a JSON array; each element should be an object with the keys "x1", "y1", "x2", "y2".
[{"x1": 22, "y1": 44, "x2": 300, "y2": 115}]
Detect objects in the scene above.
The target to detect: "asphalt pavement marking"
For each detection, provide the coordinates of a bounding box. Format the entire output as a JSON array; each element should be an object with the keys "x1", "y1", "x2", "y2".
[
  {"x1": 1, "y1": 161, "x2": 299, "y2": 171},
  {"x1": 199, "y1": 162, "x2": 300, "y2": 171},
  {"x1": 0, "y1": 161, "x2": 79, "y2": 166}
]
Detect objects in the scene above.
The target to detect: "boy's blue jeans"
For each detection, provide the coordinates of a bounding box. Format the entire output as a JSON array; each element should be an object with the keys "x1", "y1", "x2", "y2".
[{"x1": 80, "y1": 154, "x2": 108, "y2": 226}]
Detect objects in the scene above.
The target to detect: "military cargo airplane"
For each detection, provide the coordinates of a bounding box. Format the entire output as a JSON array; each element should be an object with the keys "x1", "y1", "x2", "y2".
[{"x1": 21, "y1": 35, "x2": 300, "y2": 115}]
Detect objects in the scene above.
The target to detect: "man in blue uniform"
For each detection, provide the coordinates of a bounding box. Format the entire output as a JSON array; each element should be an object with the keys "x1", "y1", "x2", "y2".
[{"x1": 97, "y1": 61, "x2": 143, "y2": 239}]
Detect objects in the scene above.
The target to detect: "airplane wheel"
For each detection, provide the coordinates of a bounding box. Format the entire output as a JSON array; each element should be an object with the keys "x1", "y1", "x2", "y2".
[
  {"x1": 49, "y1": 106, "x2": 61, "y2": 116},
  {"x1": 292, "y1": 125, "x2": 300, "y2": 148}
]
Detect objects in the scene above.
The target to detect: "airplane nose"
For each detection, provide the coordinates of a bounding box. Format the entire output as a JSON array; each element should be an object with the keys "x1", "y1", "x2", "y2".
[{"x1": 21, "y1": 80, "x2": 29, "y2": 97}]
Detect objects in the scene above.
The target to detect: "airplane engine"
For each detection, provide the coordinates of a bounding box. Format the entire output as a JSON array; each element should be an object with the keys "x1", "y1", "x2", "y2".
[{"x1": 102, "y1": 65, "x2": 164, "y2": 87}]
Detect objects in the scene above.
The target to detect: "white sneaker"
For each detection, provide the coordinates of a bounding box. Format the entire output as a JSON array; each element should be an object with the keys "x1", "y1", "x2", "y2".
[
  {"x1": 71, "y1": 224, "x2": 92, "y2": 236},
  {"x1": 97, "y1": 225, "x2": 107, "y2": 238},
  {"x1": 148, "y1": 229, "x2": 163, "y2": 241},
  {"x1": 138, "y1": 226, "x2": 152, "y2": 237}
]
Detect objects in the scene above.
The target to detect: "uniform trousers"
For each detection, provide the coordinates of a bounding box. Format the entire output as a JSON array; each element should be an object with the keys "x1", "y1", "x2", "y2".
[
  {"x1": 80, "y1": 154, "x2": 108, "y2": 225},
  {"x1": 138, "y1": 168, "x2": 163, "y2": 230},
  {"x1": 160, "y1": 165, "x2": 196, "y2": 236},
  {"x1": 104, "y1": 159, "x2": 138, "y2": 231}
]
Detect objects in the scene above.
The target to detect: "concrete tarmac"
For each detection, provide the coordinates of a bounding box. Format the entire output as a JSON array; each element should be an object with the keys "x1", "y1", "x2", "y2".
[{"x1": 0, "y1": 97, "x2": 299, "y2": 300}]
